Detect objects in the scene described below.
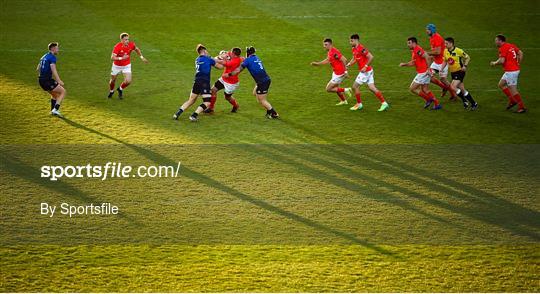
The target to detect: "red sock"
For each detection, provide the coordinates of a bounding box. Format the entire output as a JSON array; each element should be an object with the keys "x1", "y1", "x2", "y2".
[
  {"x1": 502, "y1": 87, "x2": 514, "y2": 104},
  {"x1": 431, "y1": 78, "x2": 447, "y2": 90},
  {"x1": 337, "y1": 87, "x2": 345, "y2": 93},
  {"x1": 355, "y1": 92, "x2": 362, "y2": 104},
  {"x1": 375, "y1": 91, "x2": 386, "y2": 103},
  {"x1": 227, "y1": 97, "x2": 238, "y2": 108},
  {"x1": 513, "y1": 94, "x2": 525, "y2": 109},
  {"x1": 120, "y1": 82, "x2": 129, "y2": 90},
  {"x1": 109, "y1": 81, "x2": 115, "y2": 91},
  {"x1": 209, "y1": 94, "x2": 217, "y2": 109},
  {"x1": 426, "y1": 91, "x2": 440, "y2": 106},
  {"x1": 418, "y1": 92, "x2": 429, "y2": 102},
  {"x1": 337, "y1": 92, "x2": 346, "y2": 101}
]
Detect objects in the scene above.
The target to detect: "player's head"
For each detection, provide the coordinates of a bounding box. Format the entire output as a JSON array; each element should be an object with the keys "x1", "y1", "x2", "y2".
[
  {"x1": 323, "y1": 38, "x2": 333, "y2": 50},
  {"x1": 407, "y1": 37, "x2": 418, "y2": 49},
  {"x1": 495, "y1": 34, "x2": 506, "y2": 47},
  {"x1": 196, "y1": 44, "x2": 208, "y2": 55},
  {"x1": 444, "y1": 37, "x2": 455, "y2": 50},
  {"x1": 231, "y1": 47, "x2": 242, "y2": 57},
  {"x1": 48, "y1": 42, "x2": 59, "y2": 55},
  {"x1": 120, "y1": 33, "x2": 130, "y2": 45},
  {"x1": 246, "y1": 46, "x2": 256, "y2": 57},
  {"x1": 349, "y1": 34, "x2": 360, "y2": 47},
  {"x1": 426, "y1": 24, "x2": 436, "y2": 36}
]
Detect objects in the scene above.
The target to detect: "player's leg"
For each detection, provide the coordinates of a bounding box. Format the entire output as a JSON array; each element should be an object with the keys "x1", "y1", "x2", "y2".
[
  {"x1": 350, "y1": 81, "x2": 363, "y2": 111},
  {"x1": 367, "y1": 84, "x2": 389, "y2": 112},
  {"x1": 108, "y1": 74, "x2": 118, "y2": 98},
  {"x1": 207, "y1": 80, "x2": 224, "y2": 113},
  {"x1": 450, "y1": 79, "x2": 468, "y2": 108},
  {"x1": 422, "y1": 84, "x2": 441, "y2": 110},
  {"x1": 458, "y1": 82, "x2": 478, "y2": 110},
  {"x1": 190, "y1": 81, "x2": 213, "y2": 121},
  {"x1": 224, "y1": 93, "x2": 239, "y2": 113},
  {"x1": 254, "y1": 80, "x2": 278, "y2": 118},
  {"x1": 505, "y1": 72, "x2": 526, "y2": 113},
  {"x1": 327, "y1": 74, "x2": 351, "y2": 104},
  {"x1": 173, "y1": 92, "x2": 198, "y2": 120},
  {"x1": 49, "y1": 91, "x2": 58, "y2": 110},
  {"x1": 498, "y1": 78, "x2": 516, "y2": 110},
  {"x1": 117, "y1": 71, "x2": 132, "y2": 99},
  {"x1": 438, "y1": 66, "x2": 456, "y2": 99},
  {"x1": 50, "y1": 84, "x2": 66, "y2": 116}
]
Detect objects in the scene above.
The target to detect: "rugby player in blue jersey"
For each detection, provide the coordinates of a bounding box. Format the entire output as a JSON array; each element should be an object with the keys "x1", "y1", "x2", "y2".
[
  {"x1": 36, "y1": 42, "x2": 66, "y2": 117},
  {"x1": 228, "y1": 46, "x2": 279, "y2": 119},
  {"x1": 173, "y1": 44, "x2": 223, "y2": 122}
]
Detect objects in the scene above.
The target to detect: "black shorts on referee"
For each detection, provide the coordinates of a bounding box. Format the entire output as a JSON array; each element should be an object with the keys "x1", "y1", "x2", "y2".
[{"x1": 451, "y1": 71, "x2": 466, "y2": 82}]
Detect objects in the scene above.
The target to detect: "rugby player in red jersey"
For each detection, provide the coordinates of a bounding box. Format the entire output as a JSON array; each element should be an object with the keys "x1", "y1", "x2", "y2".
[
  {"x1": 311, "y1": 38, "x2": 352, "y2": 105},
  {"x1": 399, "y1": 37, "x2": 442, "y2": 110},
  {"x1": 108, "y1": 33, "x2": 148, "y2": 99},
  {"x1": 490, "y1": 34, "x2": 526, "y2": 113},
  {"x1": 205, "y1": 48, "x2": 242, "y2": 113},
  {"x1": 426, "y1": 24, "x2": 456, "y2": 100},
  {"x1": 346, "y1": 34, "x2": 389, "y2": 111}
]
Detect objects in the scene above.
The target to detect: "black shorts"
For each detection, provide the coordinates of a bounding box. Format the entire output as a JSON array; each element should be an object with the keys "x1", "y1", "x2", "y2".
[
  {"x1": 256, "y1": 79, "x2": 271, "y2": 94},
  {"x1": 451, "y1": 71, "x2": 466, "y2": 82},
  {"x1": 192, "y1": 80, "x2": 211, "y2": 97},
  {"x1": 39, "y1": 78, "x2": 58, "y2": 92},
  {"x1": 213, "y1": 79, "x2": 225, "y2": 91}
]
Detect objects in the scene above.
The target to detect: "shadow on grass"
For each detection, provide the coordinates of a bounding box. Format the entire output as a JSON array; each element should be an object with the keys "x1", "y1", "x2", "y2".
[
  {"x1": 283, "y1": 120, "x2": 540, "y2": 241},
  {"x1": 59, "y1": 117, "x2": 395, "y2": 255}
]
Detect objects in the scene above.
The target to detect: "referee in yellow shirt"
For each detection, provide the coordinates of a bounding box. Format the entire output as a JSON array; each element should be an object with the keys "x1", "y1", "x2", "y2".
[{"x1": 442, "y1": 37, "x2": 478, "y2": 110}]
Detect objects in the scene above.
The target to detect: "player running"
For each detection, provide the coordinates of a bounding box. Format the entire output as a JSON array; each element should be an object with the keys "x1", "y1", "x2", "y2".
[
  {"x1": 490, "y1": 34, "x2": 526, "y2": 113},
  {"x1": 37, "y1": 42, "x2": 66, "y2": 117},
  {"x1": 227, "y1": 46, "x2": 279, "y2": 119},
  {"x1": 205, "y1": 48, "x2": 243, "y2": 113},
  {"x1": 108, "y1": 32, "x2": 148, "y2": 99},
  {"x1": 311, "y1": 38, "x2": 352, "y2": 105},
  {"x1": 173, "y1": 44, "x2": 223, "y2": 122},
  {"x1": 345, "y1": 34, "x2": 389, "y2": 111},
  {"x1": 399, "y1": 37, "x2": 442, "y2": 110},
  {"x1": 441, "y1": 37, "x2": 478, "y2": 110},
  {"x1": 426, "y1": 24, "x2": 456, "y2": 100}
]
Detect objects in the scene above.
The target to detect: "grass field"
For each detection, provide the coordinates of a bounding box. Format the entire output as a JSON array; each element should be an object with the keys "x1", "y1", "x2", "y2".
[{"x1": 0, "y1": 0, "x2": 539, "y2": 292}]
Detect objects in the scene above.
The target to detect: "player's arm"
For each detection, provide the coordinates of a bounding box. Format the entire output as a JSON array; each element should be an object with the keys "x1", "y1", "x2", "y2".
[
  {"x1": 340, "y1": 55, "x2": 348, "y2": 68},
  {"x1": 490, "y1": 57, "x2": 505, "y2": 66},
  {"x1": 428, "y1": 46, "x2": 441, "y2": 56},
  {"x1": 346, "y1": 56, "x2": 357, "y2": 67},
  {"x1": 50, "y1": 64, "x2": 64, "y2": 86},
  {"x1": 111, "y1": 52, "x2": 128, "y2": 61},
  {"x1": 311, "y1": 57, "x2": 329, "y2": 66},
  {"x1": 461, "y1": 51, "x2": 471, "y2": 71},
  {"x1": 399, "y1": 59, "x2": 414, "y2": 67},
  {"x1": 214, "y1": 57, "x2": 226, "y2": 65},
  {"x1": 228, "y1": 65, "x2": 245, "y2": 77},
  {"x1": 36, "y1": 62, "x2": 40, "y2": 71},
  {"x1": 360, "y1": 52, "x2": 374, "y2": 72},
  {"x1": 213, "y1": 62, "x2": 224, "y2": 69},
  {"x1": 517, "y1": 50, "x2": 523, "y2": 64},
  {"x1": 134, "y1": 46, "x2": 148, "y2": 63}
]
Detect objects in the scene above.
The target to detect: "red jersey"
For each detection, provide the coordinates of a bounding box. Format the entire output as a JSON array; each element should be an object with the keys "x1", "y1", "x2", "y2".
[
  {"x1": 429, "y1": 33, "x2": 445, "y2": 64},
  {"x1": 412, "y1": 45, "x2": 429, "y2": 73},
  {"x1": 328, "y1": 47, "x2": 346, "y2": 75},
  {"x1": 112, "y1": 41, "x2": 136, "y2": 66},
  {"x1": 221, "y1": 55, "x2": 243, "y2": 84},
  {"x1": 352, "y1": 44, "x2": 372, "y2": 71},
  {"x1": 499, "y1": 43, "x2": 521, "y2": 72}
]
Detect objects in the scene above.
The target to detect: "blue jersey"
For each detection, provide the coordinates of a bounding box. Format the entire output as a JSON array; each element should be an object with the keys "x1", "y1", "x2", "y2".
[
  {"x1": 241, "y1": 55, "x2": 270, "y2": 84},
  {"x1": 38, "y1": 52, "x2": 57, "y2": 80},
  {"x1": 194, "y1": 55, "x2": 215, "y2": 82}
]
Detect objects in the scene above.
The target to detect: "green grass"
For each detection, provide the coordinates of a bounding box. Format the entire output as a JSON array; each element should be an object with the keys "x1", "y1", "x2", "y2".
[{"x1": 0, "y1": 0, "x2": 539, "y2": 291}]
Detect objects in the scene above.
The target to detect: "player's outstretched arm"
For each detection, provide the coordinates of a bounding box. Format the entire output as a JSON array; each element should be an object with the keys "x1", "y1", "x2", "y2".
[
  {"x1": 214, "y1": 63, "x2": 224, "y2": 70},
  {"x1": 346, "y1": 57, "x2": 357, "y2": 67},
  {"x1": 490, "y1": 57, "x2": 504, "y2": 66},
  {"x1": 50, "y1": 64, "x2": 64, "y2": 86},
  {"x1": 311, "y1": 57, "x2": 329, "y2": 66},
  {"x1": 428, "y1": 47, "x2": 441, "y2": 56},
  {"x1": 134, "y1": 47, "x2": 148, "y2": 63},
  {"x1": 228, "y1": 66, "x2": 244, "y2": 77},
  {"x1": 399, "y1": 60, "x2": 414, "y2": 67},
  {"x1": 517, "y1": 50, "x2": 523, "y2": 64}
]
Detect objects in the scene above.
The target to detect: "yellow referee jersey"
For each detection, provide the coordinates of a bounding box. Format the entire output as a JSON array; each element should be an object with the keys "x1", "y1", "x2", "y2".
[{"x1": 444, "y1": 47, "x2": 469, "y2": 73}]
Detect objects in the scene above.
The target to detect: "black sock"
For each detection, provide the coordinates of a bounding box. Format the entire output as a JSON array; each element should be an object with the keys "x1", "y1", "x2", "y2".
[
  {"x1": 270, "y1": 108, "x2": 277, "y2": 115},
  {"x1": 175, "y1": 108, "x2": 184, "y2": 116},
  {"x1": 54, "y1": 104, "x2": 60, "y2": 110},
  {"x1": 457, "y1": 92, "x2": 467, "y2": 104},
  {"x1": 465, "y1": 93, "x2": 476, "y2": 105},
  {"x1": 50, "y1": 99, "x2": 56, "y2": 110},
  {"x1": 266, "y1": 109, "x2": 271, "y2": 114},
  {"x1": 191, "y1": 112, "x2": 198, "y2": 118}
]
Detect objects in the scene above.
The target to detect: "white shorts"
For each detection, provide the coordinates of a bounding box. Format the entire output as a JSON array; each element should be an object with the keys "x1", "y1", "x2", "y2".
[
  {"x1": 354, "y1": 70, "x2": 375, "y2": 85},
  {"x1": 430, "y1": 62, "x2": 448, "y2": 78},
  {"x1": 413, "y1": 71, "x2": 431, "y2": 85},
  {"x1": 111, "y1": 64, "x2": 132, "y2": 75},
  {"x1": 330, "y1": 72, "x2": 347, "y2": 84},
  {"x1": 218, "y1": 77, "x2": 239, "y2": 94},
  {"x1": 501, "y1": 70, "x2": 520, "y2": 86}
]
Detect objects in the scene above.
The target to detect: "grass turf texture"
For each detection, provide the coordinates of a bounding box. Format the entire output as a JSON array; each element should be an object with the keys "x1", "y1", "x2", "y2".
[{"x1": 0, "y1": 0, "x2": 539, "y2": 292}]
